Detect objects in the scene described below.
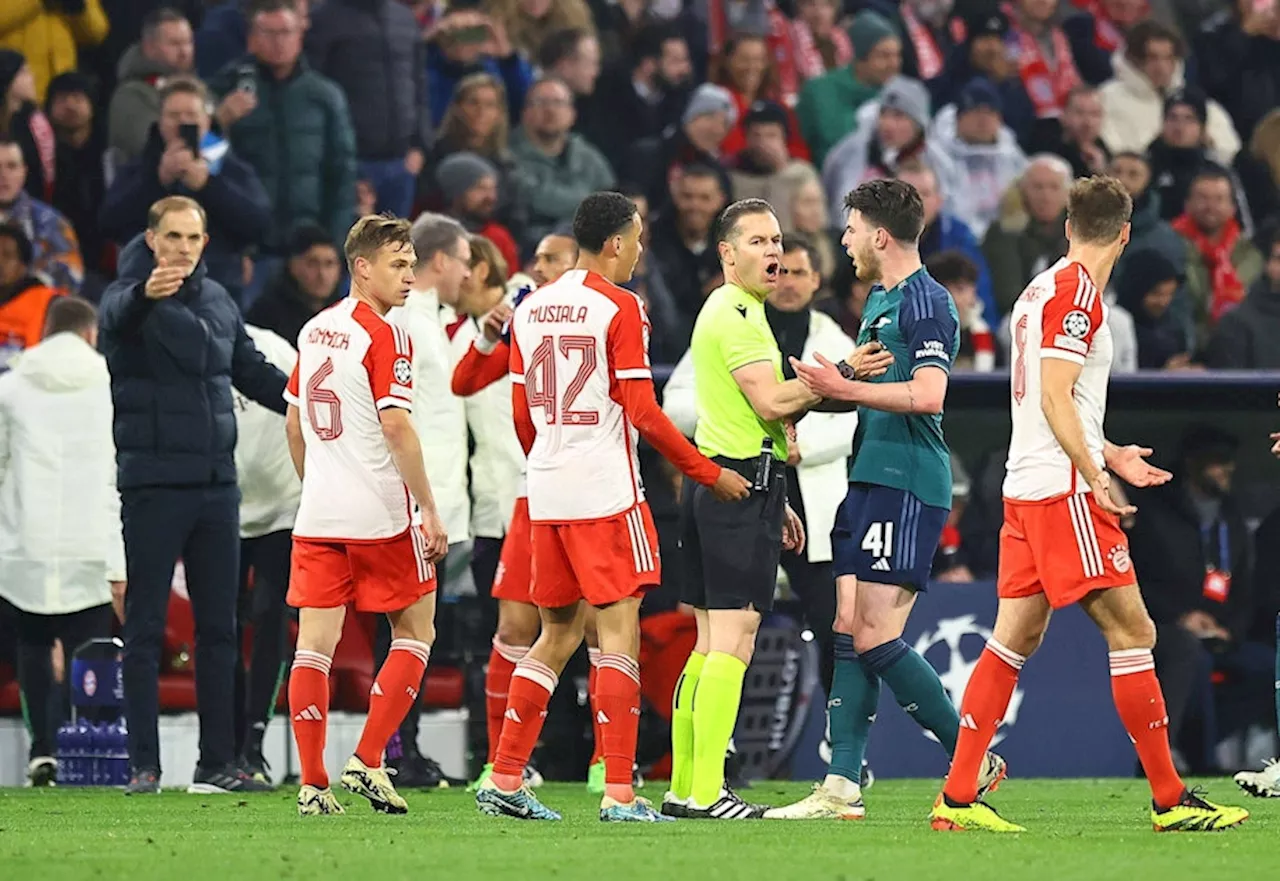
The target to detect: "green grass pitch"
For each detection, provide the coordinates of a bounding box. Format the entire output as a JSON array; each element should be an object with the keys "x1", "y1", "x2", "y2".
[{"x1": 1, "y1": 779, "x2": 1273, "y2": 881}]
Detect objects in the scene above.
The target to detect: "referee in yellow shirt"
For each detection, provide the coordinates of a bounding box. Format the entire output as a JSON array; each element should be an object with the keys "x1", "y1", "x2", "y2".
[{"x1": 662, "y1": 198, "x2": 885, "y2": 820}]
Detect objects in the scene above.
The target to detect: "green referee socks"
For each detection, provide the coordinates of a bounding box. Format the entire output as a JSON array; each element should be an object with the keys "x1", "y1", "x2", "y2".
[
  {"x1": 862, "y1": 638, "x2": 960, "y2": 755},
  {"x1": 690, "y1": 651, "x2": 747, "y2": 807},
  {"x1": 827, "y1": 634, "x2": 880, "y2": 783},
  {"x1": 669, "y1": 651, "x2": 705, "y2": 801}
]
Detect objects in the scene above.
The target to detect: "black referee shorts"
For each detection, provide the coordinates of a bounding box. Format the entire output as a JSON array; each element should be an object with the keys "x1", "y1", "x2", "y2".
[{"x1": 680, "y1": 456, "x2": 787, "y2": 613}]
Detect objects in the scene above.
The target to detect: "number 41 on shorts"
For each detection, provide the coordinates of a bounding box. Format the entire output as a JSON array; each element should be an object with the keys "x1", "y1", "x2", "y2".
[{"x1": 862, "y1": 522, "x2": 894, "y2": 571}]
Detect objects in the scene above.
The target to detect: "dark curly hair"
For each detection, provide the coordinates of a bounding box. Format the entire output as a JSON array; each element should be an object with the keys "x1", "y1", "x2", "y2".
[
  {"x1": 572, "y1": 192, "x2": 638, "y2": 253},
  {"x1": 843, "y1": 179, "x2": 925, "y2": 244}
]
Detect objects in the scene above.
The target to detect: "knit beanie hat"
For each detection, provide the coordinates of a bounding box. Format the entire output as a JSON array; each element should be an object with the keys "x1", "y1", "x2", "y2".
[
  {"x1": 435, "y1": 151, "x2": 499, "y2": 203},
  {"x1": 848, "y1": 10, "x2": 899, "y2": 60},
  {"x1": 682, "y1": 83, "x2": 738, "y2": 128}
]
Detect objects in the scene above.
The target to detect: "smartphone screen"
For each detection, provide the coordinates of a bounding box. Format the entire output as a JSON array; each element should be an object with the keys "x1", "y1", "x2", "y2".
[
  {"x1": 453, "y1": 25, "x2": 489, "y2": 44},
  {"x1": 178, "y1": 123, "x2": 200, "y2": 155}
]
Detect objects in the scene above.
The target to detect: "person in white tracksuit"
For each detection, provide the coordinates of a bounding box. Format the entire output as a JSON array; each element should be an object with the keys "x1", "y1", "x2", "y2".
[
  {"x1": 231, "y1": 324, "x2": 301, "y2": 783},
  {"x1": 378, "y1": 212, "x2": 474, "y2": 787},
  {"x1": 0, "y1": 297, "x2": 125, "y2": 786}
]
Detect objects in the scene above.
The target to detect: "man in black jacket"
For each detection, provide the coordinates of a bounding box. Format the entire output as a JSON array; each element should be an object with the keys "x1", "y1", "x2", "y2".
[
  {"x1": 100, "y1": 196, "x2": 288, "y2": 795},
  {"x1": 99, "y1": 76, "x2": 271, "y2": 306},
  {"x1": 1129, "y1": 425, "x2": 1272, "y2": 772},
  {"x1": 304, "y1": 0, "x2": 431, "y2": 218}
]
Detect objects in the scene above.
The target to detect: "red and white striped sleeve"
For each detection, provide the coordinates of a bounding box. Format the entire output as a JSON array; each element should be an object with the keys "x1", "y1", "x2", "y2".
[
  {"x1": 364, "y1": 321, "x2": 414, "y2": 411},
  {"x1": 1040, "y1": 262, "x2": 1104, "y2": 366}
]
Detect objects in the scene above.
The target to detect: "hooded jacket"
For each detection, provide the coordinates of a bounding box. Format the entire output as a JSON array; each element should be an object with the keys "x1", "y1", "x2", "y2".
[
  {"x1": 0, "y1": 0, "x2": 109, "y2": 101},
  {"x1": 0, "y1": 331, "x2": 124, "y2": 615},
  {"x1": 106, "y1": 43, "x2": 192, "y2": 163},
  {"x1": 1099, "y1": 51, "x2": 1240, "y2": 164},
  {"x1": 1114, "y1": 247, "x2": 1188, "y2": 369},
  {"x1": 98, "y1": 234, "x2": 288, "y2": 490},
  {"x1": 1206, "y1": 277, "x2": 1280, "y2": 369},
  {"x1": 1113, "y1": 188, "x2": 1194, "y2": 347},
  {"x1": 822, "y1": 96, "x2": 965, "y2": 230},
  {"x1": 929, "y1": 103, "x2": 1029, "y2": 239}
]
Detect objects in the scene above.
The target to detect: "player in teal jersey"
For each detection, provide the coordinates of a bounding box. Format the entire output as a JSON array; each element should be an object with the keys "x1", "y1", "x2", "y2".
[{"x1": 768, "y1": 179, "x2": 1005, "y2": 820}]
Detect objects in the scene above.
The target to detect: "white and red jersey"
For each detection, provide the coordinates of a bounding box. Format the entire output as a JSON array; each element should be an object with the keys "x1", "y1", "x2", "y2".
[
  {"x1": 510, "y1": 270, "x2": 654, "y2": 523},
  {"x1": 1004, "y1": 258, "x2": 1112, "y2": 501},
  {"x1": 286, "y1": 298, "x2": 415, "y2": 541}
]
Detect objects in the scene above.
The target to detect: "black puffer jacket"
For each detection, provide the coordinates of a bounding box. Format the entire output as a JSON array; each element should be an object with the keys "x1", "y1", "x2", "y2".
[
  {"x1": 99, "y1": 234, "x2": 288, "y2": 490},
  {"x1": 303, "y1": 0, "x2": 431, "y2": 160}
]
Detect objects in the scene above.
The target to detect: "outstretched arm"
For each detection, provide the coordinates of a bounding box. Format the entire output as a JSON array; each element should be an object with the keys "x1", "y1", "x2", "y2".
[
  {"x1": 1103, "y1": 440, "x2": 1173, "y2": 488},
  {"x1": 616, "y1": 378, "x2": 721, "y2": 486},
  {"x1": 452, "y1": 336, "x2": 511, "y2": 396}
]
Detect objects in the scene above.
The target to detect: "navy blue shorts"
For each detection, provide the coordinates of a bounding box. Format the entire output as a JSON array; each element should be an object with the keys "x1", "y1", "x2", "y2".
[{"x1": 831, "y1": 483, "x2": 948, "y2": 591}]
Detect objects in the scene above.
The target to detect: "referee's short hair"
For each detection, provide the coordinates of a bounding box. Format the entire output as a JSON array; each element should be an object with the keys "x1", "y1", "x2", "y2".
[
  {"x1": 43, "y1": 296, "x2": 97, "y2": 339},
  {"x1": 843, "y1": 179, "x2": 924, "y2": 244},
  {"x1": 715, "y1": 198, "x2": 776, "y2": 245},
  {"x1": 572, "y1": 192, "x2": 637, "y2": 253}
]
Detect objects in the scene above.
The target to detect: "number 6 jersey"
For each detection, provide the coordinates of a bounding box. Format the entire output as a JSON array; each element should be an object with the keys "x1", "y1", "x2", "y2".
[
  {"x1": 285, "y1": 298, "x2": 415, "y2": 541},
  {"x1": 510, "y1": 269, "x2": 719, "y2": 523}
]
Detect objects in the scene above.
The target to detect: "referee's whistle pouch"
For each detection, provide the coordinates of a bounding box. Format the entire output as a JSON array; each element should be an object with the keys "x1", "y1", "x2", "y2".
[{"x1": 752, "y1": 438, "x2": 774, "y2": 492}]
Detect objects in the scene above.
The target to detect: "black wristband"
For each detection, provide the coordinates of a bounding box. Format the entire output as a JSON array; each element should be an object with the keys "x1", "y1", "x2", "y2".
[{"x1": 835, "y1": 360, "x2": 857, "y2": 380}]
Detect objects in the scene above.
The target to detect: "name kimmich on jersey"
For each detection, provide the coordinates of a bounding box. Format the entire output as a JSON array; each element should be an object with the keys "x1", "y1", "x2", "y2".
[
  {"x1": 286, "y1": 298, "x2": 417, "y2": 541},
  {"x1": 510, "y1": 269, "x2": 653, "y2": 523}
]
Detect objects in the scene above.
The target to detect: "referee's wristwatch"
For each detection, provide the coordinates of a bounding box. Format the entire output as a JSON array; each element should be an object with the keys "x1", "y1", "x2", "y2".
[{"x1": 835, "y1": 359, "x2": 858, "y2": 380}]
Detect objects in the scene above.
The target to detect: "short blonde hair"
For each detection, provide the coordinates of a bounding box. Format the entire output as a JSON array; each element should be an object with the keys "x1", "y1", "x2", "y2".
[
  {"x1": 1067, "y1": 176, "x2": 1133, "y2": 244},
  {"x1": 344, "y1": 213, "x2": 413, "y2": 268},
  {"x1": 147, "y1": 195, "x2": 206, "y2": 230}
]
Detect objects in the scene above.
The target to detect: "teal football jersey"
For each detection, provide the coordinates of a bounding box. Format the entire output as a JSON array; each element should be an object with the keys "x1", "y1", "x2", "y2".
[{"x1": 848, "y1": 267, "x2": 960, "y2": 510}]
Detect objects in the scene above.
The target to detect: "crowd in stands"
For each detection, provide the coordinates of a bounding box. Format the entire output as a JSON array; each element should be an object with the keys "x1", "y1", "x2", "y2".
[
  {"x1": 0, "y1": 0, "x2": 1277, "y2": 372},
  {"x1": 1, "y1": 0, "x2": 1279, "y2": 783}
]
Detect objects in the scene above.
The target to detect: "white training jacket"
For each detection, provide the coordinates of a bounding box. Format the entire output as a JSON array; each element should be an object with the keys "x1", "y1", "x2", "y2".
[
  {"x1": 0, "y1": 332, "x2": 124, "y2": 614},
  {"x1": 389, "y1": 288, "x2": 472, "y2": 543},
  {"x1": 235, "y1": 325, "x2": 301, "y2": 539}
]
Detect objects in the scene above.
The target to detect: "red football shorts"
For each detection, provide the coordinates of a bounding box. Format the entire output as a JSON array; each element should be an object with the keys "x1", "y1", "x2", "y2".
[
  {"x1": 491, "y1": 496, "x2": 532, "y2": 603},
  {"x1": 288, "y1": 528, "x2": 436, "y2": 613},
  {"x1": 530, "y1": 502, "x2": 661, "y2": 609},
  {"x1": 998, "y1": 491, "x2": 1136, "y2": 609}
]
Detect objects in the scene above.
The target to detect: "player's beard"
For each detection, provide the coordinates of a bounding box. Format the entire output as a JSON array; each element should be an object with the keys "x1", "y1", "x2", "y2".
[{"x1": 853, "y1": 245, "x2": 880, "y2": 283}]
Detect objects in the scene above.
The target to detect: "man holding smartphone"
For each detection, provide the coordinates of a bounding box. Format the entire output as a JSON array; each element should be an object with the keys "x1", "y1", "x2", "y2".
[{"x1": 100, "y1": 76, "x2": 272, "y2": 304}]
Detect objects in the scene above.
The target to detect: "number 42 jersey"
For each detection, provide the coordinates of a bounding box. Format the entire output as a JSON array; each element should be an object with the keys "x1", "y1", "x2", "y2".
[
  {"x1": 510, "y1": 269, "x2": 655, "y2": 523},
  {"x1": 286, "y1": 297, "x2": 416, "y2": 541}
]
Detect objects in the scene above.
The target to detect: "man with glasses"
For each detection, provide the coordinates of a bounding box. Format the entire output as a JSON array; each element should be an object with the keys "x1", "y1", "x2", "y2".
[
  {"x1": 510, "y1": 77, "x2": 615, "y2": 257},
  {"x1": 209, "y1": 0, "x2": 357, "y2": 309}
]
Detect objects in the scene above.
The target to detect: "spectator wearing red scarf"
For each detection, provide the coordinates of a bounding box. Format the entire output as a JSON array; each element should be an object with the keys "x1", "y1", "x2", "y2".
[
  {"x1": 871, "y1": 0, "x2": 964, "y2": 83},
  {"x1": 1172, "y1": 167, "x2": 1264, "y2": 335},
  {"x1": 713, "y1": 33, "x2": 810, "y2": 160},
  {"x1": 1061, "y1": 0, "x2": 1150, "y2": 84},
  {"x1": 1004, "y1": 0, "x2": 1082, "y2": 121},
  {"x1": 789, "y1": 0, "x2": 851, "y2": 83}
]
